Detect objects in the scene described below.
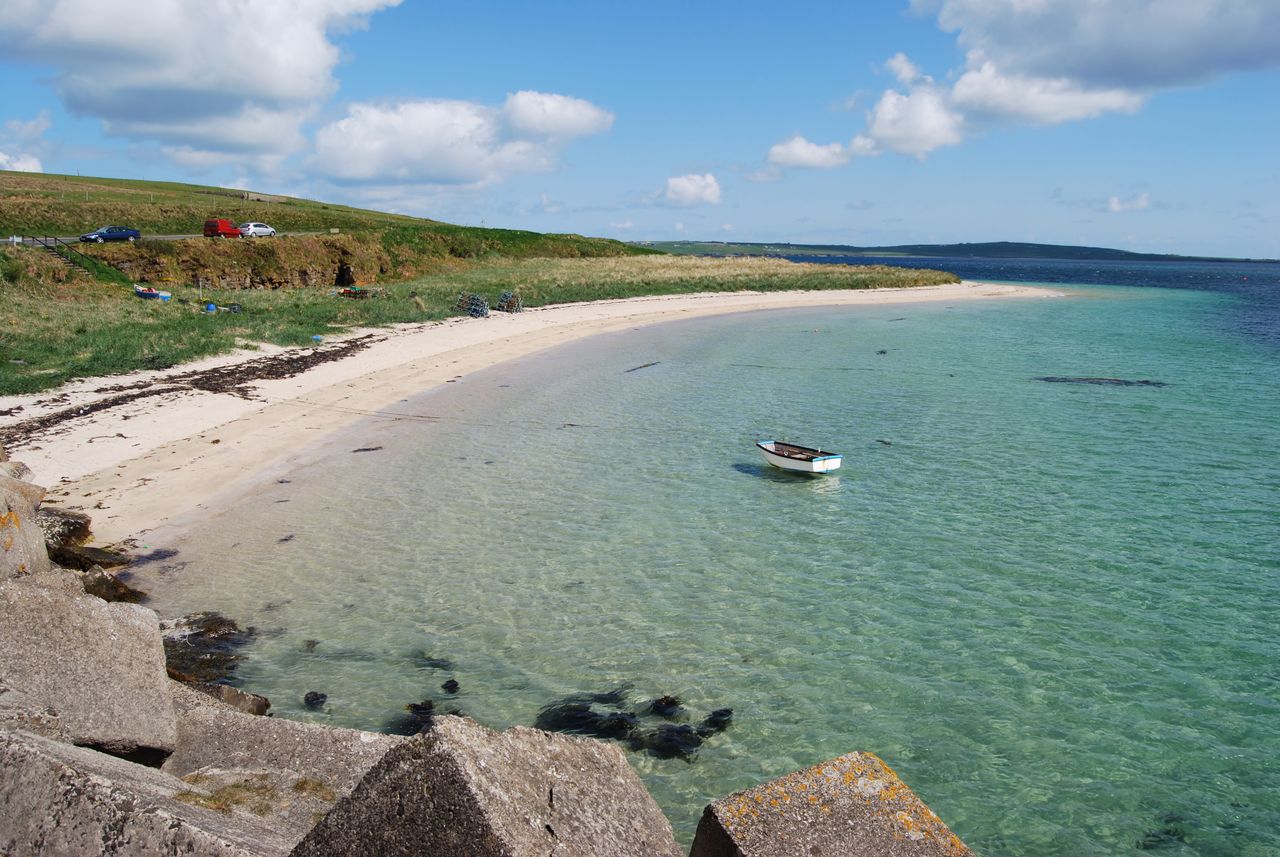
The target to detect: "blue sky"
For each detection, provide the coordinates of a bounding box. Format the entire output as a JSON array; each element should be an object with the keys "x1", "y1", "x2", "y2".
[{"x1": 2, "y1": 1, "x2": 1278, "y2": 257}]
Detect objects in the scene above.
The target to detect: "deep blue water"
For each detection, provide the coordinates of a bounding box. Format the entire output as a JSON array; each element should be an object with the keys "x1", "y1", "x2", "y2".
[{"x1": 788, "y1": 255, "x2": 1280, "y2": 348}]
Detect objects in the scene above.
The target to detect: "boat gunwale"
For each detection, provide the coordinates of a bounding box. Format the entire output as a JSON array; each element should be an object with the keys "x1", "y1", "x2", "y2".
[{"x1": 756, "y1": 440, "x2": 842, "y2": 462}]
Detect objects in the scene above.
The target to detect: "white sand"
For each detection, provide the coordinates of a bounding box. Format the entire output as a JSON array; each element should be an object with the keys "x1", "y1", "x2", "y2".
[{"x1": 0, "y1": 282, "x2": 1058, "y2": 545}]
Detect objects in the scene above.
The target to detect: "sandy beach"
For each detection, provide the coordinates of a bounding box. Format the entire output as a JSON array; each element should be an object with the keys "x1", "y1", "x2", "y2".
[{"x1": 0, "y1": 282, "x2": 1056, "y2": 546}]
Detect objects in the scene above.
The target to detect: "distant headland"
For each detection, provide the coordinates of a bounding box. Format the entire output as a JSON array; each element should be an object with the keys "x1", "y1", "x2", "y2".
[{"x1": 646, "y1": 239, "x2": 1277, "y2": 264}]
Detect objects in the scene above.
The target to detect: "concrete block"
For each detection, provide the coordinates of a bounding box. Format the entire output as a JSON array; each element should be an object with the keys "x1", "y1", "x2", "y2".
[
  {"x1": 0, "y1": 727, "x2": 293, "y2": 856},
  {"x1": 1, "y1": 474, "x2": 51, "y2": 579},
  {"x1": 689, "y1": 751, "x2": 973, "y2": 857},
  {"x1": 291, "y1": 714, "x2": 683, "y2": 857},
  {"x1": 165, "y1": 680, "x2": 399, "y2": 796},
  {"x1": 0, "y1": 578, "x2": 176, "y2": 754}
]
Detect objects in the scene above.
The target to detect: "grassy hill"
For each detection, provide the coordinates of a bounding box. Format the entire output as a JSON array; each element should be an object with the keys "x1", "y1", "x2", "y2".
[
  {"x1": 0, "y1": 170, "x2": 647, "y2": 260},
  {"x1": 0, "y1": 172, "x2": 959, "y2": 396}
]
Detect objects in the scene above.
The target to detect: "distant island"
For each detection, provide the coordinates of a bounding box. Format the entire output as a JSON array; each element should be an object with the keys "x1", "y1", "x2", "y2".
[{"x1": 646, "y1": 239, "x2": 1276, "y2": 264}]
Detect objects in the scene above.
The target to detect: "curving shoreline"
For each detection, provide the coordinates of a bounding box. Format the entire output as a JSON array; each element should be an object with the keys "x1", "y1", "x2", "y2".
[{"x1": 1, "y1": 282, "x2": 1058, "y2": 547}]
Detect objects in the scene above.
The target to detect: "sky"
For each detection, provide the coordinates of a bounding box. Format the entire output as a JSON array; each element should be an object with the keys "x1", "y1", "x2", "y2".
[{"x1": 2, "y1": 0, "x2": 1278, "y2": 258}]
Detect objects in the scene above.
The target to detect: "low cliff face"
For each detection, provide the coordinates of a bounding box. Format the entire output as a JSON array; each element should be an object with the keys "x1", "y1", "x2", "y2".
[{"x1": 86, "y1": 235, "x2": 404, "y2": 291}]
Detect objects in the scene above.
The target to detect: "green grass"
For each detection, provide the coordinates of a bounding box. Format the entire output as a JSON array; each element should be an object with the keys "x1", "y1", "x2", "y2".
[
  {"x1": 1, "y1": 170, "x2": 428, "y2": 236},
  {"x1": 0, "y1": 255, "x2": 957, "y2": 395}
]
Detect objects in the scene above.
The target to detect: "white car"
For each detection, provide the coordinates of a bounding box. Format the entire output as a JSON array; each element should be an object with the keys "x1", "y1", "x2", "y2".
[{"x1": 238, "y1": 222, "x2": 276, "y2": 238}]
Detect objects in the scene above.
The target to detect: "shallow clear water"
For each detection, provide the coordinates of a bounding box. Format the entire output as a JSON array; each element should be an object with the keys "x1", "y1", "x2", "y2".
[{"x1": 137, "y1": 283, "x2": 1280, "y2": 855}]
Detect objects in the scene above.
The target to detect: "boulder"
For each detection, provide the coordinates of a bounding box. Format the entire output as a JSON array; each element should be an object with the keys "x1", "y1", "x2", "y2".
[
  {"x1": 291, "y1": 714, "x2": 683, "y2": 857},
  {"x1": 0, "y1": 727, "x2": 293, "y2": 856},
  {"x1": 0, "y1": 577, "x2": 177, "y2": 755},
  {"x1": 689, "y1": 751, "x2": 974, "y2": 857},
  {"x1": 76, "y1": 563, "x2": 147, "y2": 603},
  {"x1": 164, "y1": 680, "x2": 399, "y2": 800},
  {"x1": 189, "y1": 681, "x2": 272, "y2": 716},
  {"x1": 0, "y1": 683, "x2": 74, "y2": 744},
  {"x1": 0, "y1": 461, "x2": 34, "y2": 482},
  {"x1": 158, "y1": 681, "x2": 398, "y2": 841},
  {"x1": 1, "y1": 474, "x2": 51, "y2": 579},
  {"x1": 47, "y1": 542, "x2": 131, "y2": 571},
  {"x1": 36, "y1": 505, "x2": 93, "y2": 547},
  {"x1": 161, "y1": 611, "x2": 254, "y2": 683}
]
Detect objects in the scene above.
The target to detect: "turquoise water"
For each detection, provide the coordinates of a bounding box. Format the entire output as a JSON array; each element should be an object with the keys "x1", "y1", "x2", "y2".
[{"x1": 138, "y1": 284, "x2": 1280, "y2": 855}]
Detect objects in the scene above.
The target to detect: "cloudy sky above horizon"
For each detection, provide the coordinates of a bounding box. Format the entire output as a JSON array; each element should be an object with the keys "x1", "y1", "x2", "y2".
[{"x1": 2, "y1": 0, "x2": 1278, "y2": 257}]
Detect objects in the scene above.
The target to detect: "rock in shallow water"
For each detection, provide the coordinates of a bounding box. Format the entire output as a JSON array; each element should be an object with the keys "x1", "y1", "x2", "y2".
[
  {"x1": 533, "y1": 688, "x2": 732, "y2": 761},
  {"x1": 1035, "y1": 375, "x2": 1168, "y2": 387},
  {"x1": 535, "y1": 702, "x2": 640, "y2": 740},
  {"x1": 628, "y1": 723, "x2": 704, "y2": 762},
  {"x1": 160, "y1": 611, "x2": 254, "y2": 684}
]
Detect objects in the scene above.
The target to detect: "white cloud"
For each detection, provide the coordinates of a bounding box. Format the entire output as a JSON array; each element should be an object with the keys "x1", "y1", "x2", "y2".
[
  {"x1": 4, "y1": 111, "x2": 51, "y2": 143},
  {"x1": 0, "y1": 111, "x2": 50, "y2": 172},
  {"x1": 664, "y1": 173, "x2": 721, "y2": 206},
  {"x1": 611, "y1": 220, "x2": 634, "y2": 230},
  {"x1": 504, "y1": 91, "x2": 614, "y2": 138},
  {"x1": 951, "y1": 57, "x2": 1143, "y2": 123},
  {"x1": 765, "y1": 1, "x2": 1280, "y2": 167},
  {"x1": 1108, "y1": 192, "x2": 1150, "y2": 213},
  {"x1": 0, "y1": 151, "x2": 42, "y2": 172},
  {"x1": 312, "y1": 92, "x2": 612, "y2": 186},
  {"x1": 924, "y1": 0, "x2": 1280, "y2": 89},
  {"x1": 885, "y1": 52, "x2": 925, "y2": 86},
  {"x1": 768, "y1": 135, "x2": 851, "y2": 168},
  {"x1": 0, "y1": 0, "x2": 401, "y2": 161},
  {"x1": 865, "y1": 86, "x2": 963, "y2": 157}
]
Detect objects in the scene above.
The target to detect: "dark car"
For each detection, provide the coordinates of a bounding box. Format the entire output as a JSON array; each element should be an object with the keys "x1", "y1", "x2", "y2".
[{"x1": 80, "y1": 225, "x2": 140, "y2": 243}]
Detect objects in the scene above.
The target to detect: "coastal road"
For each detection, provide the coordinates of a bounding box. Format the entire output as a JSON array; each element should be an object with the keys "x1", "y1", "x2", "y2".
[{"x1": 9, "y1": 231, "x2": 329, "y2": 245}]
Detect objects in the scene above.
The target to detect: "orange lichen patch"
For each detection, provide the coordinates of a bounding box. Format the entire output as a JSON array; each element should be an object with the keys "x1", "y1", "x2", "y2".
[
  {"x1": 0, "y1": 510, "x2": 19, "y2": 529},
  {"x1": 2, "y1": 533, "x2": 12, "y2": 551},
  {"x1": 896, "y1": 811, "x2": 925, "y2": 841},
  {"x1": 714, "y1": 752, "x2": 972, "y2": 855}
]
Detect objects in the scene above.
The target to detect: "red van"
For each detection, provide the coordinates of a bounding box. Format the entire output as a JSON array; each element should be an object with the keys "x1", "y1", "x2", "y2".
[{"x1": 203, "y1": 218, "x2": 241, "y2": 238}]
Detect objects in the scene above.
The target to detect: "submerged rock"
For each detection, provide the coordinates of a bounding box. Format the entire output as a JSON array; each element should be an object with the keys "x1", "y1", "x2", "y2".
[
  {"x1": 407, "y1": 651, "x2": 455, "y2": 671},
  {"x1": 629, "y1": 724, "x2": 703, "y2": 762},
  {"x1": 160, "y1": 612, "x2": 254, "y2": 685},
  {"x1": 646, "y1": 694, "x2": 685, "y2": 720},
  {"x1": 385, "y1": 698, "x2": 462, "y2": 736},
  {"x1": 441, "y1": 678, "x2": 459, "y2": 694},
  {"x1": 76, "y1": 564, "x2": 146, "y2": 603},
  {"x1": 533, "y1": 687, "x2": 732, "y2": 761},
  {"x1": 535, "y1": 702, "x2": 639, "y2": 740},
  {"x1": 1035, "y1": 376, "x2": 1168, "y2": 387},
  {"x1": 1137, "y1": 812, "x2": 1190, "y2": 850},
  {"x1": 697, "y1": 708, "x2": 733, "y2": 736},
  {"x1": 303, "y1": 691, "x2": 327, "y2": 711}
]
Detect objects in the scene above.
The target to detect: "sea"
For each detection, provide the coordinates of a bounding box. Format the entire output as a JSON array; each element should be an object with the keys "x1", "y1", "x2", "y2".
[{"x1": 134, "y1": 256, "x2": 1280, "y2": 856}]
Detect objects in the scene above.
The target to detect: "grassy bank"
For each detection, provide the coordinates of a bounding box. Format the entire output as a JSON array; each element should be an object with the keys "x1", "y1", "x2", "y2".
[{"x1": 0, "y1": 255, "x2": 957, "y2": 395}]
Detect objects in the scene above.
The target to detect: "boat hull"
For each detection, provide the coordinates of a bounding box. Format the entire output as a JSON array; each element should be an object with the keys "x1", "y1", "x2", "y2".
[{"x1": 756, "y1": 441, "x2": 842, "y2": 474}]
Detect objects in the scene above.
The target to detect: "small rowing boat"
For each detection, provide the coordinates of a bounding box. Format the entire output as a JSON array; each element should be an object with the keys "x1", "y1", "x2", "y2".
[
  {"x1": 133, "y1": 285, "x2": 171, "y2": 301},
  {"x1": 756, "y1": 440, "x2": 842, "y2": 474}
]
